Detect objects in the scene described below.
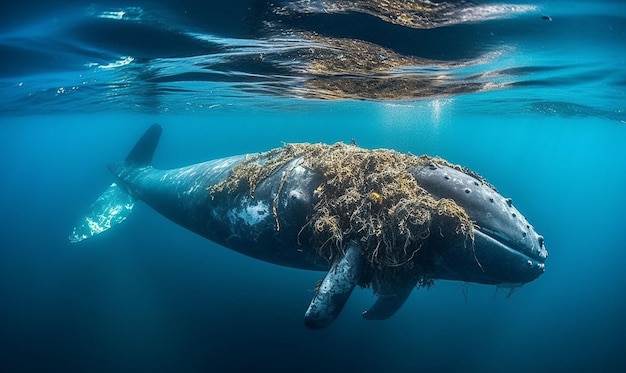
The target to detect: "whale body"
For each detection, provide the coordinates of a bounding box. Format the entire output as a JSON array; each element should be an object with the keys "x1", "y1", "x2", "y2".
[{"x1": 70, "y1": 124, "x2": 547, "y2": 328}]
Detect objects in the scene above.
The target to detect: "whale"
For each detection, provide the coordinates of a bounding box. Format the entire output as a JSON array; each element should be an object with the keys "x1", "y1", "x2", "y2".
[{"x1": 70, "y1": 124, "x2": 547, "y2": 328}]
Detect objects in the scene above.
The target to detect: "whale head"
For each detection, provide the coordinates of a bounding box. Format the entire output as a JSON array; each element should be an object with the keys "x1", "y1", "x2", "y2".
[{"x1": 412, "y1": 164, "x2": 548, "y2": 286}]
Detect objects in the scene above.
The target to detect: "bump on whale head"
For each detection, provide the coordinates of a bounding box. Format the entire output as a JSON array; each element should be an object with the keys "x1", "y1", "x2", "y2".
[{"x1": 412, "y1": 163, "x2": 547, "y2": 286}]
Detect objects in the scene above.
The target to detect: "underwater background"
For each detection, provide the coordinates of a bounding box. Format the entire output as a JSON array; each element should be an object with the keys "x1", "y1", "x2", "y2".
[{"x1": 1, "y1": 1, "x2": 625, "y2": 372}]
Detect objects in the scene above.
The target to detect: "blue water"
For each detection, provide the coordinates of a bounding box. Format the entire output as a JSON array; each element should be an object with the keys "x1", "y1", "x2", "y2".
[{"x1": 1, "y1": 1, "x2": 625, "y2": 372}]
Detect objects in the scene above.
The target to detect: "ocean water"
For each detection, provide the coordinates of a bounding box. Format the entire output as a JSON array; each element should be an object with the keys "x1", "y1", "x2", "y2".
[{"x1": 1, "y1": 1, "x2": 625, "y2": 373}]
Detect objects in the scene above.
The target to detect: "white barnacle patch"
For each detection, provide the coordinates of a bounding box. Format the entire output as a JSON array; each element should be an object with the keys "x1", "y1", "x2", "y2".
[
  {"x1": 280, "y1": 164, "x2": 308, "y2": 209},
  {"x1": 227, "y1": 197, "x2": 270, "y2": 227},
  {"x1": 290, "y1": 164, "x2": 307, "y2": 177}
]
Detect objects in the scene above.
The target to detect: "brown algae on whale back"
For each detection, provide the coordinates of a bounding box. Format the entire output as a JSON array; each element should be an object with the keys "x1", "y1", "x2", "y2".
[{"x1": 209, "y1": 142, "x2": 485, "y2": 292}]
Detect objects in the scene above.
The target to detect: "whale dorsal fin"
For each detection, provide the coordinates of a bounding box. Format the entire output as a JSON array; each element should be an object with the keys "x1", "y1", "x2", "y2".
[
  {"x1": 304, "y1": 241, "x2": 364, "y2": 329},
  {"x1": 125, "y1": 123, "x2": 162, "y2": 166}
]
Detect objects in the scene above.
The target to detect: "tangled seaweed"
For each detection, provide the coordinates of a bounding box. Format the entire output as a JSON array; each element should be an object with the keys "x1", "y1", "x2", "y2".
[{"x1": 210, "y1": 143, "x2": 482, "y2": 292}]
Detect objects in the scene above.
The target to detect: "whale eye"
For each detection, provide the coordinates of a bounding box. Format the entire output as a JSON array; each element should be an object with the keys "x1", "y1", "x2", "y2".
[{"x1": 464, "y1": 188, "x2": 471, "y2": 194}]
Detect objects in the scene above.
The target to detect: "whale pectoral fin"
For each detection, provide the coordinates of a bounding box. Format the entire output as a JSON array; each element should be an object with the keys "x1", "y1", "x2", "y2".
[
  {"x1": 362, "y1": 280, "x2": 416, "y2": 320},
  {"x1": 304, "y1": 241, "x2": 364, "y2": 329},
  {"x1": 69, "y1": 183, "x2": 135, "y2": 243}
]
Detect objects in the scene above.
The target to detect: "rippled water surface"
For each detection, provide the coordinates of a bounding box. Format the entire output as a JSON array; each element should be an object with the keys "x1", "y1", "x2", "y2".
[{"x1": 1, "y1": 0, "x2": 624, "y2": 116}]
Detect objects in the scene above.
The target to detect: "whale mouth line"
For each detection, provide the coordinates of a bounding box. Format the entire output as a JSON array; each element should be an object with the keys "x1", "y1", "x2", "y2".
[{"x1": 475, "y1": 228, "x2": 546, "y2": 264}]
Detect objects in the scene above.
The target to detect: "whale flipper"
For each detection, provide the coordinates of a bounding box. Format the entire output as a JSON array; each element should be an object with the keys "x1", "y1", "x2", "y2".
[
  {"x1": 69, "y1": 124, "x2": 163, "y2": 243},
  {"x1": 361, "y1": 280, "x2": 416, "y2": 320},
  {"x1": 304, "y1": 242, "x2": 364, "y2": 329}
]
